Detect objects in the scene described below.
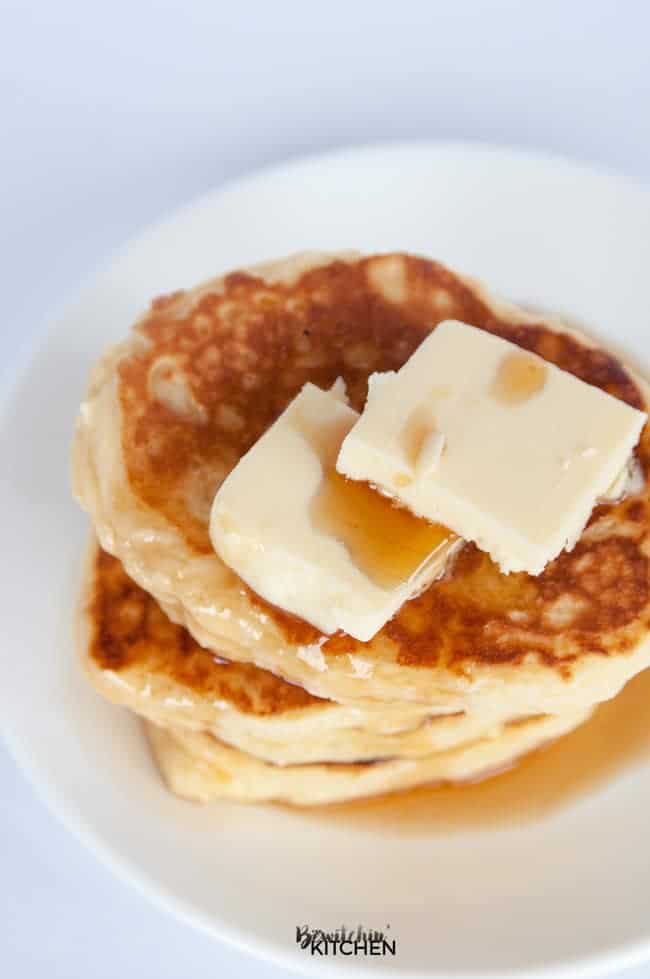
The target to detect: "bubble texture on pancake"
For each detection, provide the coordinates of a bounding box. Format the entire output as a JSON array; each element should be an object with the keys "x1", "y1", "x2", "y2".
[{"x1": 73, "y1": 253, "x2": 650, "y2": 715}]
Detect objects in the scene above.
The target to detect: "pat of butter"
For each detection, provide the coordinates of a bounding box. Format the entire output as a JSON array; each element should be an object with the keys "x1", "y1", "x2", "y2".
[
  {"x1": 337, "y1": 321, "x2": 647, "y2": 575},
  {"x1": 210, "y1": 382, "x2": 460, "y2": 641}
]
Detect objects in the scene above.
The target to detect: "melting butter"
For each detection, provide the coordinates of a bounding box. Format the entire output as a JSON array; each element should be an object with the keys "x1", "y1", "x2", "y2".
[
  {"x1": 210, "y1": 382, "x2": 460, "y2": 641},
  {"x1": 337, "y1": 320, "x2": 646, "y2": 575}
]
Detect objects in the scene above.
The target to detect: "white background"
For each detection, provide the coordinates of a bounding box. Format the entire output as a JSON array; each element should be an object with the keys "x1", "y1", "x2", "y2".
[{"x1": 2, "y1": 1, "x2": 650, "y2": 976}]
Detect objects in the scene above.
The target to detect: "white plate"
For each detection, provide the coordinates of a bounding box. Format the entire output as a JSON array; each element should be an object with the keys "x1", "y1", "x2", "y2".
[{"x1": 2, "y1": 142, "x2": 650, "y2": 979}]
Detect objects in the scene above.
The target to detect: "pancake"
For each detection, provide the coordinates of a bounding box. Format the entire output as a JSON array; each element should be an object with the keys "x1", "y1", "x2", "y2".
[
  {"x1": 145, "y1": 709, "x2": 592, "y2": 806},
  {"x1": 84, "y1": 545, "x2": 542, "y2": 764},
  {"x1": 72, "y1": 252, "x2": 650, "y2": 716}
]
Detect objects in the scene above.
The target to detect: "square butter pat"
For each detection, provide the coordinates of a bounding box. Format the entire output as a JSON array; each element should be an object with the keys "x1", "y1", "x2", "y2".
[
  {"x1": 210, "y1": 382, "x2": 460, "y2": 641},
  {"x1": 337, "y1": 321, "x2": 647, "y2": 575}
]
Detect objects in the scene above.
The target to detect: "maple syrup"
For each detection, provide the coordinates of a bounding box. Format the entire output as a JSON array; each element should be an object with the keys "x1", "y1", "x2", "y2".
[
  {"x1": 300, "y1": 666, "x2": 650, "y2": 834},
  {"x1": 311, "y1": 469, "x2": 455, "y2": 590},
  {"x1": 491, "y1": 352, "x2": 547, "y2": 405}
]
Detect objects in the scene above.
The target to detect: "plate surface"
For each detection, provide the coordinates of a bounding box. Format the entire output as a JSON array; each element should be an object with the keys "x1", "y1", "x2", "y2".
[{"x1": 2, "y1": 142, "x2": 650, "y2": 978}]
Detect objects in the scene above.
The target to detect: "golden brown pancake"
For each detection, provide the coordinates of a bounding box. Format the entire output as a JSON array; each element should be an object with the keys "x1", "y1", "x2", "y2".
[
  {"x1": 84, "y1": 545, "x2": 546, "y2": 764},
  {"x1": 144, "y1": 710, "x2": 592, "y2": 806},
  {"x1": 72, "y1": 253, "x2": 650, "y2": 715}
]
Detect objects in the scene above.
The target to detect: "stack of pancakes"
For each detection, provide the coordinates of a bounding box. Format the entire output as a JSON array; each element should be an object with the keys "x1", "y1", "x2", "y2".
[{"x1": 73, "y1": 253, "x2": 650, "y2": 806}]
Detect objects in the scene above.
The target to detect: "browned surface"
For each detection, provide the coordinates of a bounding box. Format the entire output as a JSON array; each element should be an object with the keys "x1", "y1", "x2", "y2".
[
  {"x1": 387, "y1": 538, "x2": 648, "y2": 672},
  {"x1": 89, "y1": 549, "x2": 321, "y2": 713},
  {"x1": 117, "y1": 254, "x2": 650, "y2": 674}
]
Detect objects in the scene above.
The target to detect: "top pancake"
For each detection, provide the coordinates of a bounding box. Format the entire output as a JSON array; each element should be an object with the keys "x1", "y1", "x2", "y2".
[{"x1": 72, "y1": 252, "x2": 650, "y2": 714}]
